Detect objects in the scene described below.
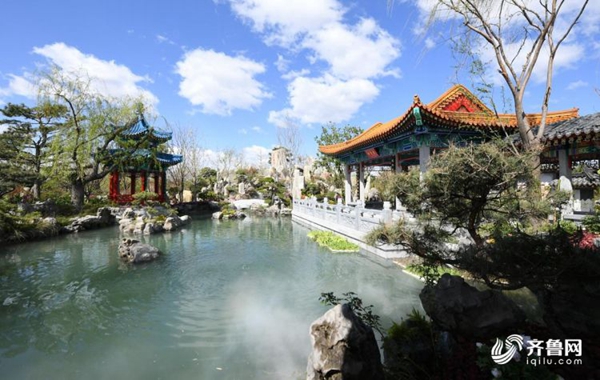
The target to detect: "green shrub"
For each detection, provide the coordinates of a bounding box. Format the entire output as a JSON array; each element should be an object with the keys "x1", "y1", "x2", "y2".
[
  {"x1": 132, "y1": 191, "x2": 158, "y2": 206},
  {"x1": 307, "y1": 230, "x2": 359, "y2": 252},
  {"x1": 557, "y1": 220, "x2": 578, "y2": 235},
  {"x1": 384, "y1": 309, "x2": 439, "y2": 380},
  {"x1": 583, "y1": 214, "x2": 600, "y2": 233},
  {"x1": 405, "y1": 263, "x2": 462, "y2": 282}
]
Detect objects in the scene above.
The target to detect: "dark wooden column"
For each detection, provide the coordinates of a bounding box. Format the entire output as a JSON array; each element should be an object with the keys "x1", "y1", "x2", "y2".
[
  {"x1": 161, "y1": 171, "x2": 167, "y2": 198},
  {"x1": 130, "y1": 172, "x2": 136, "y2": 195}
]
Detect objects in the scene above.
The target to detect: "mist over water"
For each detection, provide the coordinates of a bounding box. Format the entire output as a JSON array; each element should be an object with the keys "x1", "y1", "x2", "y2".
[{"x1": 0, "y1": 218, "x2": 423, "y2": 379}]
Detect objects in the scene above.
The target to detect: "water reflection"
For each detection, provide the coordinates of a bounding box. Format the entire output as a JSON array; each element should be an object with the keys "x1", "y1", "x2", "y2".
[{"x1": 0, "y1": 219, "x2": 423, "y2": 379}]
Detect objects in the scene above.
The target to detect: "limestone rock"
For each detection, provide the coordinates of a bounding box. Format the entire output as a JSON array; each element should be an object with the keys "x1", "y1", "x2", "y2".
[
  {"x1": 306, "y1": 304, "x2": 384, "y2": 380},
  {"x1": 212, "y1": 211, "x2": 223, "y2": 220},
  {"x1": 122, "y1": 208, "x2": 136, "y2": 219},
  {"x1": 118, "y1": 238, "x2": 161, "y2": 263},
  {"x1": 163, "y1": 216, "x2": 183, "y2": 231},
  {"x1": 132, "y1": 217, "x2": 146, "y2": 235},
  {"x1": 180, "y1": 215, "x2": 191, "y2": 224},
  {"x1": 63, "y1": 208, "x2": 116, "y2": 233},
  {"x1": 143, "y1": 222, "x2": 163, "y2": 235},
  {"x1": 419, "y1": 274, "x2": 525, "y2": 340}
]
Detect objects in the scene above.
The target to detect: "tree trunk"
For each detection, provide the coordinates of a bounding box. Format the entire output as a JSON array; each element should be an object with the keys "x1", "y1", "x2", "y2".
[
  {"x1": 71, "y1": 179, "x2": 85, "y2": 211},
  {"x1": 31, "y1": 180, "x2": 41, "y2": 200}
]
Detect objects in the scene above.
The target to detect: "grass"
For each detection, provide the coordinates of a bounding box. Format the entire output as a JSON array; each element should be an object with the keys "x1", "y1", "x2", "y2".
[{"x1": 307, "y1": 230, "x2": 359, "y2": 252}]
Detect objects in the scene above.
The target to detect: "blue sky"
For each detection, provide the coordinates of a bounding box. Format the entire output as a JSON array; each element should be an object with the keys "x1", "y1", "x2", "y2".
[{"x1": 1, "y1": 0, "x2": 599, "y2": 166}]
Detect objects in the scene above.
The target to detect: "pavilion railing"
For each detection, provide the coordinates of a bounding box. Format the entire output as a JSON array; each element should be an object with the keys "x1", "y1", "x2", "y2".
[{"x1": 292, "y1": 197, "x2": 407, "y2": 234}]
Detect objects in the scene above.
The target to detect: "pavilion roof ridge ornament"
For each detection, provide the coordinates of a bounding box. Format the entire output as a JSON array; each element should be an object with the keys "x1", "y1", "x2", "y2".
[{"x1": 413, "y1": 94, "x2": 422, "y2": 105}]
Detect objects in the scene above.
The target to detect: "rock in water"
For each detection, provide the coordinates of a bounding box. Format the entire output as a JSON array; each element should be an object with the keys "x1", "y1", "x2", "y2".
[
  {"x1": 306, "y1": 304, "x2": 384, "y2": 380},
  {"x1": 118, "y1": 238, "x2": 161, "y2": 264},
  {"x1": 419, "y1": 274, "x2": 525, "y2": 340}
]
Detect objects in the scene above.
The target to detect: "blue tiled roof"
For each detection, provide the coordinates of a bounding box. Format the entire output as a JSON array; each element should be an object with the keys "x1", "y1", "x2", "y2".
[
  {"x1": 108, "y1": 149, "x2": 183, "y2": 167},
  {"x1": 121, "y1": 114, "x2": 173, "y2": 142}
]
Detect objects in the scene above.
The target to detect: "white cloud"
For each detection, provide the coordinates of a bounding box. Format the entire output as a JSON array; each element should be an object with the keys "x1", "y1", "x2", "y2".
[
  {"x1": 303, "y1": 18, "x2": 400, "y2": 80},
  {"x1": 269, "y1": 75, "x2": 379, "y2": 126},
  {"x1": 409, "y1": 0, "x2": 596, "y2": 81},
  {"x1": 275, "y1": 54, "x2": 290, "y2": 72},
  {"x1": 251, "y1": 126, "x2": 264, "y2": 133},
  {"x1": 239, "y1": 128, "x2": 248, "y2": 134},
  {"x1": 229, "y1": 0, "x2": 344, "y2": 46},
  {"x1": 201, "y1": 145, "x2": 271, "y2": 168},
  {"x1": 567, "y1": 80, "x2": 589, "y2": 90},
  {"x1": 281, "y1": 68, "x2": 310, "y2": 81},
  {"x1": 0, "y1": 74, "x2": 37, "y2": 99},
  {"x1": 228, "y1": 0, "x2": 401, "y2": 126},
  {"x1": 0, "y1": 43, "x2": 158, "y2": 107},
  {"x1": 176, "y1": 48, "x2": 271, "y2": 115},
  {"x1": 425, "y1": 37, "x2": 436, "y2": 49},
  {"x1": 156, "y1": 34, "x2": 176, "y2": 45},
  {"x1": 242, "y1": 145, "x2": 271, "y2": 167},
  {"x1": 480, "y1": 40, "x2": 584, "y2": 85},
  {"x1": 33, "y1": 43, "x2": 158, "y2": 106}
]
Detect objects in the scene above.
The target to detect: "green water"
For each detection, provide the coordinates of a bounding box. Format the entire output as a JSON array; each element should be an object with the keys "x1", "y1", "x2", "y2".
[{"x1": 0, "y1": 218, "x2": 423, "y2": 379}]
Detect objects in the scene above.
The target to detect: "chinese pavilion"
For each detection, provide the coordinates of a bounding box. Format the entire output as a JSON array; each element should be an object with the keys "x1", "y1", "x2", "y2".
[
  {"x1": 319, "y1": 85, "x2": 580, "y2": 206},
  {"x1": 108, "y1": 114, "x2": 182, "y2": 204}
]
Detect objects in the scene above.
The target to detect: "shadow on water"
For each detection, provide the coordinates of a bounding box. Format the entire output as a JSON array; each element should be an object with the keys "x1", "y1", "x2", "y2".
[{"x1": 0, "y1": 218, "x2": 424, "y2": 380}]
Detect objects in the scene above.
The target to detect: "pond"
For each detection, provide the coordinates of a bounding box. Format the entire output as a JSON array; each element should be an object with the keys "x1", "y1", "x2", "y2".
[{"x1": 0, "y1": 218, "x2": 423, "y2": 379}]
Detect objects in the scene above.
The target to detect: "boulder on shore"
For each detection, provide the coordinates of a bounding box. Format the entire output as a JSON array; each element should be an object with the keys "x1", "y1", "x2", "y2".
[
  {"x1": 62, "y1": 207, "x2": 117, "y2": 233},
  {"x1": 419, "y1": 274, "x2": 525, "y2": 340},
  {"x1": 306, "y1": 304, "x2": 384, "y2": 380},
  {"x1": 118, "y1": 238, "x2": 161, "y2": 264}
]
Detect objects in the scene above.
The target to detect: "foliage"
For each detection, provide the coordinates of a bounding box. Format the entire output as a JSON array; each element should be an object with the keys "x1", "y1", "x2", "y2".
[
  {"x1": 197, "y1": 190, "x2": 221, "y2": 201},
  {"x1": 556, "y1": 220, "x2": 578, "y2": 235},
  {"x1": 314, "y1": 123, "x2": 363, "y2": 188},
  {"x1": 40, "y1": 67, "x2": 151, "y2": 210},
  {"x1": 307, "y1": 230, "x2": 359, "y2": 252},
  {"x1": 384, "y1": 309, "x2": 439, "y2": 380},
  {"x1": 405, "y1": 263, "x2": 462, "y2": 285},
  {"x1": 367, "y1": 139, "x2": 600, "y2": 297},
  {"x1": 257, "y1": 176, "x2": 290, "y2": 206},
  {"x1": 79, "y1": 197, "x2": 113, "y2": 216},
  {"x1": 132, "y1": 191, "x2": 158, "y2": 206},
  {"x1": 0, "y1": 103, "x2": 67, "y2": 198},
  {"x1": 301, "y1": 181, "x2": 326, "y2": 198},
  {"x1": 0, "y1": 201, "x2": 53, "y2": 241},
  {"x1": 371, "y1": 140, "x2": 559, "y2": 246},
  {"x1": 319, "y1": 292, "x2": 384, "y2": 338},
  {"x1": 583, "y1": 214, "x2": 600, "y2": 234}
]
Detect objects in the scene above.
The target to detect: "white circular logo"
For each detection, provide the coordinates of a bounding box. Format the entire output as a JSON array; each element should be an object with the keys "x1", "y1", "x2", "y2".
[{"x1": 491, "y1": 334, "x2": 524, "y2": 365}]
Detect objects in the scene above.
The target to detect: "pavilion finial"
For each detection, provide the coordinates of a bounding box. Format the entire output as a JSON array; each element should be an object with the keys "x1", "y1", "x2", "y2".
[{"x1": 413, "y1": 94, "x2": 421, "y2": 104}]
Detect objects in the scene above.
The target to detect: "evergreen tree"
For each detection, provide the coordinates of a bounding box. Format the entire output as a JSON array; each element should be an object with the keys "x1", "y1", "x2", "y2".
[{"x1": 0, "y1": 102, "x2": 66, "y2": 199}]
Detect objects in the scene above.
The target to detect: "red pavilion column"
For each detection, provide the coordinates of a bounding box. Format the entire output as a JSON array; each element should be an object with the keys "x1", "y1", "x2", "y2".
[
  {"x1": 154, "y1": 173, "x2": 159, "y2": 194},
  {"x1": 109, "y1": 171, "x2": 120, "y2": 200},
  {"x1": 140, "y1": 171, "x2": 147, "y2": 192}
]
